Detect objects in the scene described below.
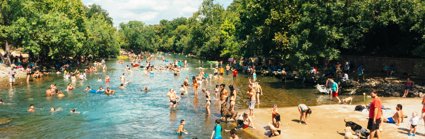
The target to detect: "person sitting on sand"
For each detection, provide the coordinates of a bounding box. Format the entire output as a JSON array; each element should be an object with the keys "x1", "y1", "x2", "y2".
[
  {"x1": 67, "y1": 83, "x2": 74, "y2": 91},
  {"x1": 298, "y1": 104, "x2": 312, "y2": 125},
  {"x1": 402, "y1": 78, "x2": 414, "y2": 98},
  {"x1": 28, "y1": 104, "x2": 35, "y2": 112},
  {"x1": 229, "y1": 129, "x2": 239, "y2": 139},
  {"x1": 176, "y1": 119, "x2": 188, "y2": 136},
  {"x1": 236, "y1": 113, "x2": 253, "y2": 129},
  {"x1": 105, "y1": 87, "x2": 115, "y2": 95},
  {"x1": 210, "y1": 119, "x2": 222, "y2": 139},
  {"x1": 384, "y1": 104, "x2": 403, "y2": 126},
  {"x1": 269, "y1": 104, "x2": 281, "y2": 137}
]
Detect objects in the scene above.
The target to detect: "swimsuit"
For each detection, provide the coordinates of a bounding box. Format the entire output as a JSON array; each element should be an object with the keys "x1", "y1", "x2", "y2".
[{"x1": 170, "y1": 100, "x2": 177, "y2": 104}]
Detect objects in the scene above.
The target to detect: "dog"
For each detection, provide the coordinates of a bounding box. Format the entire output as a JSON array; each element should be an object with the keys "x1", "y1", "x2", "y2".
[
  {"x1": 341, "y1": 97, "x2": 353, "y2": 104},
  {"x1": 344, "y1": 119, "x2": 370, "y2": 137},
  {"x1": 344, "y1": 126, "x2": 359, "y2": 139}
]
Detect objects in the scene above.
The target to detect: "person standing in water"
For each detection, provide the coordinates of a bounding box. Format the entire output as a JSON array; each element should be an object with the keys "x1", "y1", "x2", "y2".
[
  {"x1": 167, "y1": 89, "x2": 178, "y2": 108},
  {"x1": 330, "y1": 79, "x2": 341, "y2": 103},
  {"x1": 202, "y1": 89, "x2": 211, "y2": 115},
  {"x1": 368, "y1": 91, "x2": 382, "y2": 139},
  {"x1": 176, "y1": 119, "x2": 188, "y2": 136},
  {"x1": 254, "y1": 82, "x2": 263, "y2": 104},
  {"x1": 247, "y1": 86, "x2": 256, "y2": 116},
  {"x1": 210, "y1": 119, "x2": 222, "y2": 139}
]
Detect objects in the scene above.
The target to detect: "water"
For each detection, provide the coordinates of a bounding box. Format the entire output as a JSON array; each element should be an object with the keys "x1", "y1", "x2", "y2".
[{"x1": 0, "y1": 54, "x2": 358, "y2": 138}]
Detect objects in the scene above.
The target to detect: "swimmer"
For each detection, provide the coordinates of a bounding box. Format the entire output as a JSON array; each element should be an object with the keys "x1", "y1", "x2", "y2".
[
  {"x1": 28, "y1": 104, "x2": 35, "y2": 112},
  {"x1": 67, "y1": 83, "x2": 74, "y2": 91},
  {"x1": 85, "y1": 86, "x2": 91, "y2": 91},
  {"x1": 105, "y1": 87, "x2": 115, "y2": 95},
  {"x1": 97, "y1": 86, "x2": 105, "y2": 92},
  {"x1": 50, "y1": 107, "x2": 56, "y2": 112},
  {"x1": 57, "y1": 90, "x2": 65, "y2": 98},
  {"x1": 105, "y1": 75, "x2": 110, "y2": 83},
  {"x1": 176, "y1": 119, "x2": 188, "y2": 136},
  {"x1": 120, "y1": 73, "x2": 126, "y2": 84},
  {"x1": 0, "y1": 98, "x2": 3, "y2": 104},
  {"x1": 119, "y1": 83, "x2": 125, "y2": 89},
  {"x1": 70, "y1": 108, "x2": 76, "y2": 113},
  {"x1": 97, "y1": 77, "x2": 102, "y2": 82},
  {"x1": 144, "y1": 86, "x2": 149, "y2": 92}
]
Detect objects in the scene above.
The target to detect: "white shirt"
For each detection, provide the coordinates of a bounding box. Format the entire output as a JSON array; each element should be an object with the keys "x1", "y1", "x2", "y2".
[{"x1": 410, "y1": 115, "x2": 420, "y2": 125}]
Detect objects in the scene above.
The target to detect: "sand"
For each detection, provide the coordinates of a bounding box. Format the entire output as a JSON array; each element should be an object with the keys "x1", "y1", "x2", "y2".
[{"x1": 238, "y1": 97, "x2": 424, "y2": 139}]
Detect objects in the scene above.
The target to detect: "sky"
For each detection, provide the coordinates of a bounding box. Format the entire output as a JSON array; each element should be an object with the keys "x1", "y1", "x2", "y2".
[{"x1": 82, "y1": 0, "x2": 232, "y2": 25}]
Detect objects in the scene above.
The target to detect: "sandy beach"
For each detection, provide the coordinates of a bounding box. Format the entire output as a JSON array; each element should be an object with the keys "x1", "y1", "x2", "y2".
[{"x1": 238, "y1": 97, "x2": 424, "y2": 139}]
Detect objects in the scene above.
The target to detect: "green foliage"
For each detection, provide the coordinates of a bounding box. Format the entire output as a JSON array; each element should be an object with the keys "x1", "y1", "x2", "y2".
[{"x1": 0, "y1": 0, "x2": 119, "y2": 65}]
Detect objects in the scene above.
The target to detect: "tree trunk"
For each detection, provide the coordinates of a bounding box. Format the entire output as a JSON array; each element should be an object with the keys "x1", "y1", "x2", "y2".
[{"x1": 4, "y1": 40, "x2": 11, "y2": 66}]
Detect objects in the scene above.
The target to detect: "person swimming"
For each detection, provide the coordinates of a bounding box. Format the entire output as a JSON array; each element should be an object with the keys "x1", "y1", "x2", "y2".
[
  {"x1": 105, "y1": 87, "x2": 115, "y2": 95},
  {"x1": 28, "y1": 104, "x2": 35, "y2": 112},
  {"x1": 67, "y1": 83, "x2": 74, "y2": 91}
]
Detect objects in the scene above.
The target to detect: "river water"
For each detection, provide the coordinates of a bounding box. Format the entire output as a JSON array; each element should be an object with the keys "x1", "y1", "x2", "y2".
[{"x1": 0, "y1": 54, "x2": 359, "y2": 138}]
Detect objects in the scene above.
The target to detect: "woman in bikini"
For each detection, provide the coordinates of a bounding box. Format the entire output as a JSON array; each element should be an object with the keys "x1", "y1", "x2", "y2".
[
  {"x1": 193, "y1": 76, "x2": 199, "y2": 94},
  {"x1": 228, "y1": 85, "x2": 237, "y2": 111},
  {"x1": 202, "y1": 89, "x2": 211, "y2": 115}
]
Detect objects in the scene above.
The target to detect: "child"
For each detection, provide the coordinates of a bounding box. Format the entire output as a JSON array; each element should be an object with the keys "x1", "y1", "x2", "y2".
[
  {"x1": 177, "y1": 119, "x2": 188, "y2": 136},
  {"x1": 409, "y1": 112, "x2": 420, "y2": 136}
]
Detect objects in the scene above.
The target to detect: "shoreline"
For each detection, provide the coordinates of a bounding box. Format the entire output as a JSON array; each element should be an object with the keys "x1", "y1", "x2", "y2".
[{"x1": 237, "y1": 97, "x2": 424, "y2": 139}]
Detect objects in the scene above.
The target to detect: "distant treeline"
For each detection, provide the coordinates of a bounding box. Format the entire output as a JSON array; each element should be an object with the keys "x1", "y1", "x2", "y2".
[{"x1": 2, "y1": 0, "x2": 425, "y2": 68}]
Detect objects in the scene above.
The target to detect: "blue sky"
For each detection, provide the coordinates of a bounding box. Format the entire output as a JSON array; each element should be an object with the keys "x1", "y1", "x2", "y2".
[{"x1": 82, "y1": 0, "x2": 232, "y2": 25}]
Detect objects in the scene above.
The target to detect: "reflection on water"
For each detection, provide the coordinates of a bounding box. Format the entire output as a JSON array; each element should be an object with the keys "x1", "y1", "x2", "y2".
[{"x1": 0, "y1": 55, "x2": 355, "y2": 138}]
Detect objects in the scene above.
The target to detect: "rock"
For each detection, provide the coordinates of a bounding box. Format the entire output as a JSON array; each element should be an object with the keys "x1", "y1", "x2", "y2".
[{"x1": 0, "y1": 118, "x2": 11, "y2": 125}]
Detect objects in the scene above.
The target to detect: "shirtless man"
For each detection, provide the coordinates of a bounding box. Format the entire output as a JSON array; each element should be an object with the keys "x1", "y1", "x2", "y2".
[
  {"x1": 384, "y1": 104, "x2": 404, "y2": 126},
  {"x1": 247, "y1": 86, "x2": 256, "y2": 116},
  {"x1": 219, "y1": 84, "x2": 228, "y2": 104},
  {"x1": 105, "y1": 87, "x2": 115, "y2": 96},
  {"x1": 167, "y1": 89, "x2": 178, "y2": 108}
]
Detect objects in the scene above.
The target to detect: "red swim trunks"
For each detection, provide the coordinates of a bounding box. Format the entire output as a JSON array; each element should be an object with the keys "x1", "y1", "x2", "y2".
[{"x1": 332, "y1": 91, "x2": 338, "y2": 97}]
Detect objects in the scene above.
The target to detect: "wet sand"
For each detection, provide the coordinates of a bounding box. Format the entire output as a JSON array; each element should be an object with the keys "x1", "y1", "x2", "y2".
[{"x1": 238, "y1": 98, "x2": 424, "y2": 139}]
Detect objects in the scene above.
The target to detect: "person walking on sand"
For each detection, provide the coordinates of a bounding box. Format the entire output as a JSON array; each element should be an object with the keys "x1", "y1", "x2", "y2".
[
  {"x1": 298, "y1": 104, "x2": 312, "y2": 125},
  {"x1": 408, "y1": 112, "x2": 420, "y2": 136},
  {"x1": 368, "y1": 91, "x2": 382, "y2": 139}
]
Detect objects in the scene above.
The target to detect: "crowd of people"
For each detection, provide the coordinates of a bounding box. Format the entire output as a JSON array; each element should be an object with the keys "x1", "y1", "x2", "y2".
[{"x1": 1, "y1": 52, "x2": 424, "y2": 139}]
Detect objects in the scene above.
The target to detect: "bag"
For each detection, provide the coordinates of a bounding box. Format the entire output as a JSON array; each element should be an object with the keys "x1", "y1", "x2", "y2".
[{"x1": 354, "y1": 105, "x2": 365, "y2": 111}]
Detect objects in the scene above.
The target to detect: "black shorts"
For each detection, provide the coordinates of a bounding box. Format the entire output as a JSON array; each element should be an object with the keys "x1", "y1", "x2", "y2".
[
  {"x1": 367, "y1": 118, "x2": 381, "y2": 131},
  {"x1": 411, "y1": 124, "x2": 417, "y2": 128},
  {"x1": 170, "y1": 100, "x2": 177, "y2": 104}
]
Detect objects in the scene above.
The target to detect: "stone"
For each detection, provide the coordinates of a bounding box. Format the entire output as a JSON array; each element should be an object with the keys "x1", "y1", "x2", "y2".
[{"x1": 0, "y1": 118, "x2": 11, "y2": 125}]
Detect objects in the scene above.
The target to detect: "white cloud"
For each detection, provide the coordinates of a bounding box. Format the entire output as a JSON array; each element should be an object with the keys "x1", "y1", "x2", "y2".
[{"x1": 82, "y1": 0, "x2": 232, "y2": 25}]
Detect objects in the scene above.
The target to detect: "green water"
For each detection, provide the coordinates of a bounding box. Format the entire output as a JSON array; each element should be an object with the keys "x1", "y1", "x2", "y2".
[{"x1": 0, "y1": 54, "x2": 357, "y2": 138}]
